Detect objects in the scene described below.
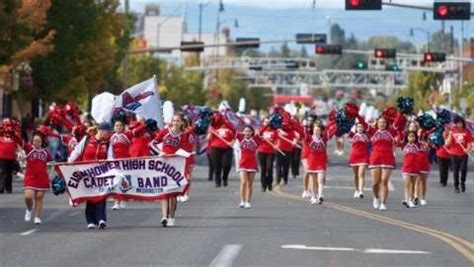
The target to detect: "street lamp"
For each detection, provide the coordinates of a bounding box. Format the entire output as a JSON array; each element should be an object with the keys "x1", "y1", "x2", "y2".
[
  {"x1": 199, "y1": 1, "x2": 213, "y2": 41},
  {"x1": 410, "y1": 27, "x2": 431, "y2": 52}
]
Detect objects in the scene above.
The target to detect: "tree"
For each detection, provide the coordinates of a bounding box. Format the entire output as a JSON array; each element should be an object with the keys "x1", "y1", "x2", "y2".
[
  {"x1": 397, "y1": 71, "x2": 443, "y2": 111},
  {"x1": 280, "y1": 43, "x2": 291, "y2": 58},
  {"x1": 330, "y1": 24, "x2": 345, "y2": 45}
]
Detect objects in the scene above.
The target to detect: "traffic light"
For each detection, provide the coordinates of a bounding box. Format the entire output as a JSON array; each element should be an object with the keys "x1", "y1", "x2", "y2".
[
  {"x1": 423, "y1": 52, "x2": 446, "y2": 62},
  {"x1": 434, "y1": 2, "x2": 471, "y2": 20},
  {"x1": 386, "y1": 64, "x2": 401, "y2": 71},
  {"x1": 315, "y1": 44, "x2": 342, "y2": 55},
  {"x1": 355, "y1": 61, "x2": 367, "y2": 69},
  {"x1": 345, "y1": 0, "x2": 382, "y2": 10},
  {"x1": 180, "y1": 41, "x2": 204, "y2": 52},
  {"x1": 296, "y1": 33, "x2": 327, "y2": 44},
  {"x1": 235, "y1": 38, "x2": 260, "y2": 49},
  {"x1": 374, "y1": 48, "x2": 396, "y2": 59}
]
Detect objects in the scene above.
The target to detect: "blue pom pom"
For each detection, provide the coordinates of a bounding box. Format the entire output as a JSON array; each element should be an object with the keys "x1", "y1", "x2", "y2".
[
  {"x1": 436, "y1": 109, "x2": 451, "y2": 125},
  {"x1": 51, "y1": 176, "x2": 66, "y2": 196},
  {"x1": 429, "y1": 131, "x2": 445, "y2": 147},
  {"x1": 397, "y1": 96, "x2": 414, "y2": 115},
  {"x1": 194, "y1": 118, "x2": 210, "y2": 135},
  {"x1": 269, "y1": 113, "x2": 283, "y2": 129},
  {"x1": 335, "y1": 108, "x2": 355, "y2": 135},
  {"x1": 416, "y1": 113, "x2": 436, "y2": 130}
]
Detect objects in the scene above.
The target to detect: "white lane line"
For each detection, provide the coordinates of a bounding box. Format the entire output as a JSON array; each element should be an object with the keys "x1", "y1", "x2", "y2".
[
  {"x1": 282, "y1": 245, "x2": 355, "y2": 252},
  {"x1": 363, "y1": 248, "x2": 431, "y2": 254},
  {"x1": 322, "y1": 184, "x2": 395, "y2": 192},
  {"x1": 209, "y1": 244, "x2": 242, "y2": 267},
  {"x1": 20, "y1": 229, "x2": 37, "y2": 236},
  {"x1": 281, "y1": 245, "x2": 431, "y2": 255}
]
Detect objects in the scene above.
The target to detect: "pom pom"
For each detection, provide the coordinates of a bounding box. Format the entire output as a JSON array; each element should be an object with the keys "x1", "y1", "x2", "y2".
[
  {"x1": 51, "y1": 176, "x2": 66, "y2": 196},
  {"x1": 397, "y1": 96, "x2": 414, "y2": 115},
  {"x1": 335, "y1": 108, "x2": 355, "y2": 136},
  {"x1": 416, "y1": 113, "x2": 436, "y2": 131},
  {"x1": 194, "y1": 118, "x2": 210, "y2": 135},
  {"x1": 436, "y1": 109, "x2": 451, "y2": 125},
  {"x1": 72, "y1": 124, "x2": 87, "y2": 140},
  {"x1": 269, "y1": 112, "x2": 283, "y2": 129},
  {"x1": 382, "y1": 107, "x2": 398, "y2": 124},
  {"x1": 344, "y1": 103, "x2": 359, "y2": 119},
  {"x1": 429, "y1": 131, "x2": 445, "y2": 147}
]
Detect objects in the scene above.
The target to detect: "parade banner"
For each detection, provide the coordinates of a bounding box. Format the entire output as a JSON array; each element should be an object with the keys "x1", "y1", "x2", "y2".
[{"x1": 54, "y1": 156, "x2": 188, "y2": 205}]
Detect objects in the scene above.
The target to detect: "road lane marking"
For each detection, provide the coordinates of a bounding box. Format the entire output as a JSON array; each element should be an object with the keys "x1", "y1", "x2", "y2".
[
  {"x1": 20, "y1": 229, "x2": 37, "y2": 236},
  {"x1": 68, "y1": 211, "x2": 81, "y2": 217},
  {"x1": 270, "y1": 186, "x2": 474, "y2": 263},
  {"x1": 281, "y1": 245, "x2": 431, "y2": 254},
  {"x1": 209, "y1": 244, "x2": 242, "y2": 267}
]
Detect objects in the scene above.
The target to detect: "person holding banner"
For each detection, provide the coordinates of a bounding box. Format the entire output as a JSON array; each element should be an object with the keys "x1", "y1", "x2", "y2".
[
  {"x1": 207, "y1": 114, "x2": 236, "y2": 188},
  {"x1": 129, "y1": 118, "x2": 152, "y2": 158},
  {"x1": 236, "y1": 126, "x2": 261, "y2": 209},
  {"x1": 257, "y1": 119, "x2": 278, "y2": 192},
  {"x1": 446, "y1": 116, "x2": 472, "y2": 193},
  {"x1": 109, "y1": 117, "x2": 131, "y2": 210},
  {"x1": 23, "y1": 133, "x2": 52, "y2": 224},
  {"x1": 154, "y1": 113, "x2": 191, "y2": 227},
  {"x1": 68, "y1": 122, "x2": 112, "y2": 229}
]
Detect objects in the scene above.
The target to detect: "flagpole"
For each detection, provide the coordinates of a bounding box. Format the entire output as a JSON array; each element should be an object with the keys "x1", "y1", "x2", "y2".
[{"x1": 153, "y1": 75, "x2": 164, "y2": 129}]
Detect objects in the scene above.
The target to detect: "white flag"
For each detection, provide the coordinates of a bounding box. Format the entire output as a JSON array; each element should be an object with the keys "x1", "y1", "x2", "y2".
[
  {"x1": 91, "y1": 92, "x2": 116, "y2": 123},
  {"x1": 114, "y1": 76, "x2": 163, "y2": 127}
]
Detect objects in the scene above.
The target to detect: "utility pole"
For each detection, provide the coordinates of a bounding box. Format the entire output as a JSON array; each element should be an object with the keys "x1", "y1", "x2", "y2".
[{"x1": 123, "y1": 0, "x2": 130, "y2": 87}]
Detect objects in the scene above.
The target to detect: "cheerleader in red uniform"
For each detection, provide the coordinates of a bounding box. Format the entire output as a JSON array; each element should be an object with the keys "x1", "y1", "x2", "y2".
[
  {"x1": 129, "y1": 118, "x2": 152, "y2": 158},
  {"x1": 154, "y1": 113, "x2": 191, "y2": 227},
  {"x1": 300, "y1": 116, "x2": 317, "y2": 198},
  {"x1": 401, "y1": 131, "x2": 419, "y2": 208},
  {"x1": 416, "y1": 128, "x2": 432, "y2": 206},
  {"x1": 109, "y1": 118, "x2": 132, "y2": 210},
  {"x1": 348, "y1": 122, "x2": 370, "y2": 199},
  {"x1": 305, "y1": 123, "x2": 336, "y2": 204},
  {"x1": 361, "y1": 113, "x2": 405, "y2": 211},
  {"x1": 237, "y1": 126, "x2": 260, "y2": 209},
  {"x1": 178, "y1": 117, "x2": 196, "y2": 203},
  {"x1": 23, "y1": 133, "x2": 52, "y2": 224}
]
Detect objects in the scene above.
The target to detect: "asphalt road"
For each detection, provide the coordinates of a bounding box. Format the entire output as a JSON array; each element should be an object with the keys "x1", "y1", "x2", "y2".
[{"x1": 0, "y1": 147, "x2": 473, "y2": 267}]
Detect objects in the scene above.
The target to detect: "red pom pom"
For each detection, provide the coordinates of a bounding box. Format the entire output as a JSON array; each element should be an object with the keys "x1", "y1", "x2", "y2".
[{"x1": 344, "y1": 103, "x2": 359, "y2": 119}]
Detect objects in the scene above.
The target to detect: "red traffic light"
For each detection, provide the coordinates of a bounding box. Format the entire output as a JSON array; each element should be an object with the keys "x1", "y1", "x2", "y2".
[
  {"x1": 423, "y1": 52, "x2": 446, "y2": 62},
  {"x1": 437, "y1": 5, "x2": 449, "y2": 17},
  {"x1": 315, "y1": 45, "x2": 342, "y2": 55},
  {"x1": 345, "y1": 0, "x2": 382, "y2": 10},
  {"x1": 316, "y1": 46, "x2": 325, "y2": 54},
  {"x1": 433, "y1": 2, "x2": 471, "y2": 20},
  {"x1": 349, "y1": 0, "x2": 361, "y2": 7},
  {"x1": 374, "y1": 48, "x2": 396, "y2": 59}
]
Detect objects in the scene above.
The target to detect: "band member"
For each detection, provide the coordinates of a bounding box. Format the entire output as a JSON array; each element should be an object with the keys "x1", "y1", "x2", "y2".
[
  {"x1": 446, "y1": 116, "x2": 472, "y2": 193},
  {"x1": 276, "y1": 124, "x2": 296, "y2": 185},
  {"x1": 68, "y1": 122, "x2": 112, "y2": 229},
  {"x1": 23, "y1": 133, "x2": 52, "y2": 224},
  {"x1": 257, "y1": 119, "x2": 278, "y2": 192},
  {"x1": 207, "y1": 114, "x2": 235, "y2": 187}
]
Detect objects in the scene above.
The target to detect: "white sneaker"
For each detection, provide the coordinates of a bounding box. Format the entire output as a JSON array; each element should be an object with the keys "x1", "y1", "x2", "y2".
[
  {"x1": 353, "y1": 191, "x2": 360, "y2": 199},
  {"x1": 177, "y1": 196, "x2": 183, "y2": 203},
  {"x1": 373, "y1": 198, "x2": 380, "y2": 209},
  {"x1": 301, "y1": 191, "x2": 308, "y2": 198},
  {"x1": 310, "y1": 197, "x2": 317, "y2": 205},
  {"x1": 168, "y1": 218, "x2": 175, "y2": 227},
  {"x1": 408, "y1": 200, "x2": 415, "y2": 208},
  {"x1": 379, "y1": 203, "x2": 387, "y2": 211},
  {"x1": 120, "y1": 201, "x2": 127, "y2": 209},
  {"x1": 244, "y1": 202, "x2": 251, "y2": 209},
  {"x1": 87, "y1": 223, "x2": 96, "y2": 229},
  {"x1": 112, "y1": 202, "x2": 120, "y2": 210},
  {"x1": 239, "y1": 201, "x2": 245, "y2": 208},
  {"x1": 181, "y1": 194, "x2": 189, "y2": 202},
  {"x1": 24, "y1": 209, "x2": 32, "y2": 222},
  {"x1": 420, "y1": 199, "x2": 427, "y2": 206},
  {"x1": 34, "y1": 217, "x2": 42, "y2": 225}
]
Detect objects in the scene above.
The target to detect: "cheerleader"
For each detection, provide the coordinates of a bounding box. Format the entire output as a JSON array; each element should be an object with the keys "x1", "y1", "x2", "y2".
[
  {"x1": 348, "y1": 122, "x2": 370, "y2": 199},
  {"x1": 109, "y1": 118, "x2": 132, "y2": 210},
  {"x1": 362, "y1": 113, "x2": 405, "y2": 211},
  {"x1": 154, "y1": 113, "x2": 191, "y2": 227},
  {"x1": 401, "y1": 131, "x2": 419, "y2": 208},
  {"x1": 415, "y1": 129, "x2": 432, "y2": 206},
  {"x1": 178, "y1": 117, "x2": 196, "y2": 203},
  {"x1": 257, "y1": 119, "x2": 278, "y2": 192},
  {"x1": 68, "y1": 122, "x2": 112, "y2": 229},
  {"x1": 23, "y1": 133, "x2": 52, "y2": 224},
  {"x1": 301, "y1": 115, "x2": 317, "y2": 198},
  {"x1": 237, "y1": 126, "x2": 260, "y2": 208},
  {"x1": 305, "y1": 123, "x2": 335, "y2": 204},
  {"x1": 207, "y1": 114, "x2": 235, "y2": 187}
]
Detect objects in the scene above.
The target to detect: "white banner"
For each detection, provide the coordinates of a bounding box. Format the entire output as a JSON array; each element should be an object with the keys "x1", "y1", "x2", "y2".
[{"x1": 55, "y1": 156, "x2": 188, "y2": 205}]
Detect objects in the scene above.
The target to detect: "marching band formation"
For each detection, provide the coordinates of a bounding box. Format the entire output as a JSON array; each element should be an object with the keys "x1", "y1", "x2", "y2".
[{"x1": 0, "y1": 97, "x2": 472, "y2": 229}]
